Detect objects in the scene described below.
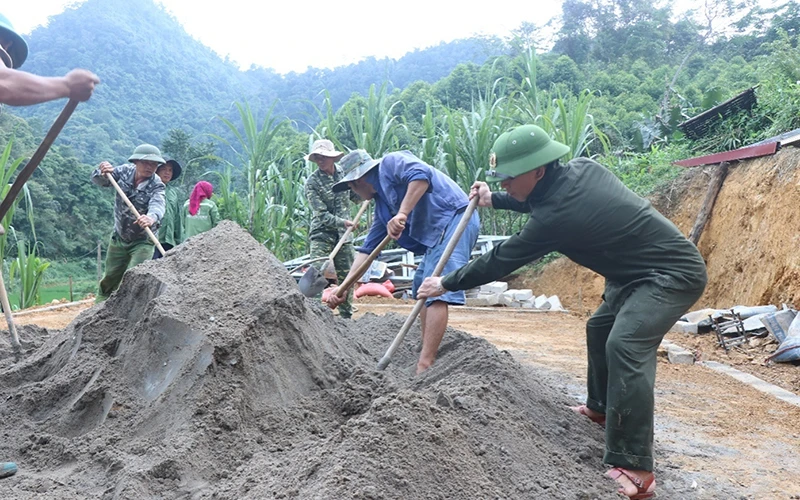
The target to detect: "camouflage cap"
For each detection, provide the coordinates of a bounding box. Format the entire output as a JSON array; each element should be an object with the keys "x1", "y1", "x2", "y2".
[{"x1": 332, "y1": 150, "x2": 381, "y2": 193}]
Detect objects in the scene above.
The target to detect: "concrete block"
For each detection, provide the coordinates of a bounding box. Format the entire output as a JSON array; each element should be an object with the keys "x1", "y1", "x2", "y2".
[
  {"x1": 498, "y1": 294, "x2": 514, "y2": 307},
  {"x1": 546, "y1": 295, "x2": 564, "y2": 311},
  {"x1": 509, "y1": 300, "x2": 523, "y2": 308},
  {"x1": 478, "y1": 292, "x2": 500, "y2": 305},
  {"x1": 671, "y1": 321, "x2": 699, "y2": 334},
  {"x1": 520, "y1": 299, "x2": 535, "y2": 309},
  {"x1": 513, "y1": 289, "x2": 533, "y2": 301},
  {"x1": 466, "y1": 296, "x2": 493, "y2": 307},
  {"x1": 480, "y1": 281, "x2": 508, "y2": 294},
  {"x1": 667, "y1": 345, "x2": 695, "y2": 365},
  {"x1": 534, "y1": 294, "x2": 550, "y2": 310},
  {"x1": 502, "y1": 290, "x2": 518, "y2": 300}
]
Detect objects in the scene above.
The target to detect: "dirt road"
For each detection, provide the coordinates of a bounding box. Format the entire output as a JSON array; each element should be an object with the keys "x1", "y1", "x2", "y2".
[
  {"x1": 4, "y1": 301, "x2": 800, "y2": 498},
  {"x1": 355, "y1": 303, "x2": 800, "y2": 500}
]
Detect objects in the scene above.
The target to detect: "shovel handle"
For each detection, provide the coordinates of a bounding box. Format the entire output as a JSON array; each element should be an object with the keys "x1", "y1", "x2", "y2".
[
  {"x1": 0, "y1": 271, "x2": 20, "y2": 352},
  {"x1": 328, "y1": 200, "x2": 370, "y2": 260},
  {"x1": 335, "y1": 234, "x2": 393, "y2": 298},
  {"x1": 377, "y1": 197, "x2": 478, "y2": 370},
  {"x1": 105, "y1": 173, "x2": 167, "y2": 256}
]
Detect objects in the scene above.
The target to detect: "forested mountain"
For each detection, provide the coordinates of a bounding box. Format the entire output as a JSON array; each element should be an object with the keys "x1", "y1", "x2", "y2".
[
  {"x1": 1, "y1": 0, "x2": 799, "y2": 299},
  {"x1": 14, "y1": 0, "x2": 489, "y2": 162}
]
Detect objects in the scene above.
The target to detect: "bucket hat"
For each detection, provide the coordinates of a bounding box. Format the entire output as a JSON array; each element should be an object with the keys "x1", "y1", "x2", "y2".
[
  {"x1": 304, "y1": 139, "x2": 344, "y2": 161},
  {"x1": 332, "y1": 150, "x2": 381, "y2": 193},
  {"x1": 486, "y1": 125, "x2": 570, "y2": 182},
  {"x1": 0, "y1": 13, "x2": 28, "y2": 68},
  {"x1": 158, "y1": 159, "x2": 182, "y2": 181},
  {"x1": 128, "y1": 144, "x2": 166, "y2": 165}
]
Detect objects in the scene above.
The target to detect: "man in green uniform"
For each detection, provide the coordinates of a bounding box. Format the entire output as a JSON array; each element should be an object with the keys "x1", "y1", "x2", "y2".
[
  {"x1": 153, "y1": 159, "x2": 183, "y2": 258},
  {"x1": 0, "y1": 11, "x2": 99, "y2": 480},
  {"x1": 92, "y1": 144, "x2": 166, "y2": 301},
  {"x1": 304, "y1": 139, "x2": 359, "y2": 319},
  {"x1": 418, "y1": 125, "x2": 707, "y2": 499}
]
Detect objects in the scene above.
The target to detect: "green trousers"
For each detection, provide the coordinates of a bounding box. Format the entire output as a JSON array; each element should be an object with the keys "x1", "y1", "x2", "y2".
[
  {"x1": 97, "y1": 234, "x2": 154, "y2": 302},
  {"x1": 585, "y1": 274, "x2": 705, "y2": 471},
  {"x1": 309, "y1": 239, "x2": 354, "y2": 319}
]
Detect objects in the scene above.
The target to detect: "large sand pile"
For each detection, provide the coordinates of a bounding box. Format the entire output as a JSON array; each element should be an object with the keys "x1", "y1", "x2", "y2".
[{"x1": 0, "y1": 221, "x2": 616, "y2": 499}]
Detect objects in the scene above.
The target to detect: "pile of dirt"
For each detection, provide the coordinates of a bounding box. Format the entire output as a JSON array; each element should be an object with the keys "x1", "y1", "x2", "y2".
[
  {"x1": 514, "y1": 146, "x2": 800, "y2": 315},
  {"x1": 0, "y1": 221, "x2": 617, "y2": 499}
]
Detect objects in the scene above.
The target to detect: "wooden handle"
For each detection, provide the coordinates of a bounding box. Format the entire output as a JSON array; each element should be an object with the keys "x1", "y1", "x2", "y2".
[
  {"x1": 377, "y1": 197, "x2": 479, "y2": 370},
  {"x1": 0, "y1": 99, "x2": 79, "y2": 222},
  {"x1": 328, "y1": 200, "x2": 370, "y2": 260},
  {"x1": 335, "y1": 234, "x2": 393, "y2": 298},
  {"x1": 105, "y1": 173, "x2": 167, "y2": 256},
  {"x1": 0, "y1": 271, "x2": 20, "y2": 352}
]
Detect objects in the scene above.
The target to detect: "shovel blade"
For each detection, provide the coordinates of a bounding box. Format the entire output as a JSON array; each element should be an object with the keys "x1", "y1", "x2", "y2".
[
  {"x1": 320, "y1": 259, "x2": 337, "y2": 281},
  {"x1": 298, "y1": 266, "x2": 329, "y2": 297}
]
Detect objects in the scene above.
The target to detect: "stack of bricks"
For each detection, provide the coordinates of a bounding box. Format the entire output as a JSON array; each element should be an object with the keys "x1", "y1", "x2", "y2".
[{"x1": 464, "y1": 281, "x2": 565, "y2": 311}]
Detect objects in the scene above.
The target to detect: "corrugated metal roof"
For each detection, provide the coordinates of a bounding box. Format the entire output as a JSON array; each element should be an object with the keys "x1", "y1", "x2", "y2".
[{"x1": 678, "y1": 87, "x2": 758, "y2": 140}]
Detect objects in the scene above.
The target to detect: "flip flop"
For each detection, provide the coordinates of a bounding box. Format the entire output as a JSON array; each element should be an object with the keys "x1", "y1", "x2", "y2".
[
  {"x1": 570, "y1": 404, "x2": 606, "y2": 427},
  {"x1": 606, "y1": 468, "x2": 656, "y2": 499}
]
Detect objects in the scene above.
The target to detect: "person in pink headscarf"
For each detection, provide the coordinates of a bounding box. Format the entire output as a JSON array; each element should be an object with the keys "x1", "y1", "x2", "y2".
[{"x1": 181, "y1": 181, "x2": 220, "y2": 241}]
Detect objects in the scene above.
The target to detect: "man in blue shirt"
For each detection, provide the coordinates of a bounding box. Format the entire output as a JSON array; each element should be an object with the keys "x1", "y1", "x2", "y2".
[{"x1": 326, "y1": 150, "x2": 480, "y2": 374}]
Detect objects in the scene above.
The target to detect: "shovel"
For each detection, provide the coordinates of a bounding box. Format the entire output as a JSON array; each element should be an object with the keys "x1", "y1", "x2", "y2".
[
  {"x1": 105, "y1": 173, "x2": 168, "y2": 256},
  {"x1": 299, "y1": 200, "x2": 370, "y2": 297},
  {"x1": 376, "y1": 197, "x2": 478, "y2": 370},
  {"x1": 0, "y1": 99, "x2": 80, "y2": 354}
]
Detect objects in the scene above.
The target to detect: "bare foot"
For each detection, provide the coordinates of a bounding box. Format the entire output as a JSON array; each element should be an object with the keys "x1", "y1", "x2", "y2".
[{"x1": 606, "y1": 468, "x2": 655, "y2": 498}]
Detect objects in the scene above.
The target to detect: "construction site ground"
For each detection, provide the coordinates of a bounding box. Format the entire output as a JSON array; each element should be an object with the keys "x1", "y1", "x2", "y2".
[{"x1": 6, "y1": 298, "x2": 800, "y2": 499}]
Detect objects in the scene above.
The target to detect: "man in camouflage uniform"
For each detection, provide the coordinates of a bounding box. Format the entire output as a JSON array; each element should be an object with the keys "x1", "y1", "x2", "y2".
[
  {"x1": 304, "y1": 139, "x2": 359, "y2": 318},
  {"x1": 92, "y1": 144, "x2": 166, "y2": 301}
]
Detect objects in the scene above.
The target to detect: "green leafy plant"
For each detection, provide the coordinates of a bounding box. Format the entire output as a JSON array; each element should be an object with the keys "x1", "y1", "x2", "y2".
[{"x1": 9, "y1": 236, "x2": 50, "y2": 310}]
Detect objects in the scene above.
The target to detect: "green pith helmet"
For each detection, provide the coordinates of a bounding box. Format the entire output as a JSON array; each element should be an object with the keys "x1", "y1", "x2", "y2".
[
  {"x1": 486, "y1": 125, "x2": 570, "y2": 182},
  {"x1": 0, "y1": 13, "x2": 28, "y2": 69},
  {"x1": 128, "y1": 144, "x2": 166, "y2": 165}
]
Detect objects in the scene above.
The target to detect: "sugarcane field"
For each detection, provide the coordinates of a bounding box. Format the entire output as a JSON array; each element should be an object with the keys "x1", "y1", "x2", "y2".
[{"x1": 2, "y1": 1, "x2": 800, "y2": 499}]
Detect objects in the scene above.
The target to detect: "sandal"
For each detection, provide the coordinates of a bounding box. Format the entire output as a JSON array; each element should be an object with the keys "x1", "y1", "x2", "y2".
[
  {"x1": 570, "y1": 404, "x2": 606, "y2": 427},
  {"x1": 606, "y1": 468, "x2": 655, "y2": 499}
]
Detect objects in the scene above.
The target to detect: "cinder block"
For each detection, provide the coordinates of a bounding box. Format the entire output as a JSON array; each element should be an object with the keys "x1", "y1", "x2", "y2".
[
  {"x1": 498, "y1": 294, "x2": 514, "y2": 306},
  {"x1": 509, "y1": 300, "x2": 523, "y2": 308},
  {"x1": 534, "y1": 294, "x2": 550, "y2": 310},
  {"x1": 513, "y1": 289, "x2": 533, "y2": 301},
  {"x1": 480, "y1": 281, "x2": 508, "y2": 294},
  {"x1": 671, "y1": 321, "x2": 699, "y2": 334},
  {"x1": 667, "y1": 346, "x2": 695, "y2": 365},
  {"x1": 546, "y1": 295, "x2": 564, "y2": 311},
  {"x1": 520, "y1": 300, "x2": 535, "y2": 309}
]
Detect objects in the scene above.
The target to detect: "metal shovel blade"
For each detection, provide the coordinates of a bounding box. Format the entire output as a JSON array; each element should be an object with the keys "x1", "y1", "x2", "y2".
[
  {"x1": 320, "y1": 258, "x2": 337, "y2": 281},
  {"x1": 298, "y1": 266, "x2": 329, "y2": 297}
]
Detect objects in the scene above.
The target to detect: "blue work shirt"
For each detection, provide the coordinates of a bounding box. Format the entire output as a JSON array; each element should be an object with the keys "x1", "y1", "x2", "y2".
[{"x1": 360, "y1": 151, "x2": 469, "y2": 254}]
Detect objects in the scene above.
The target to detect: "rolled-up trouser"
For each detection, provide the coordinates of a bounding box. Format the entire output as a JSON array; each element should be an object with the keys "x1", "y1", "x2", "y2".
[
  {"x1": 585, "y1": 273, "x2": 705, "y2": 471},
  {"x1": 97, "y1": 233, "x2": 154, "y2": 302},
  {"x1": 309, "y1": 239, "x2": 354, "y2": 318}
]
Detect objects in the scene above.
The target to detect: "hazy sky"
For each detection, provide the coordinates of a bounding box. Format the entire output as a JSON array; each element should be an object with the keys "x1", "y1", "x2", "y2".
[{"x1": 3, "y1": 1, "x2": 564, "y2": 74}]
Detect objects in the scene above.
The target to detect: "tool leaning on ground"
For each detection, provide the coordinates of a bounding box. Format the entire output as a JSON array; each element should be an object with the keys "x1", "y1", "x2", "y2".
[
  {"x1": 376, "y1": 196, "x2": 479, "y2": 371},
  {"x1": 104, "y1": 173, "x2": 168, "y2": 257},
  {"x1": 0, "y1": 99, "x2": 80, "y2": 354},
  {"x1": 298, "y1": 199, "x2": 371, "y2": 298}
]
